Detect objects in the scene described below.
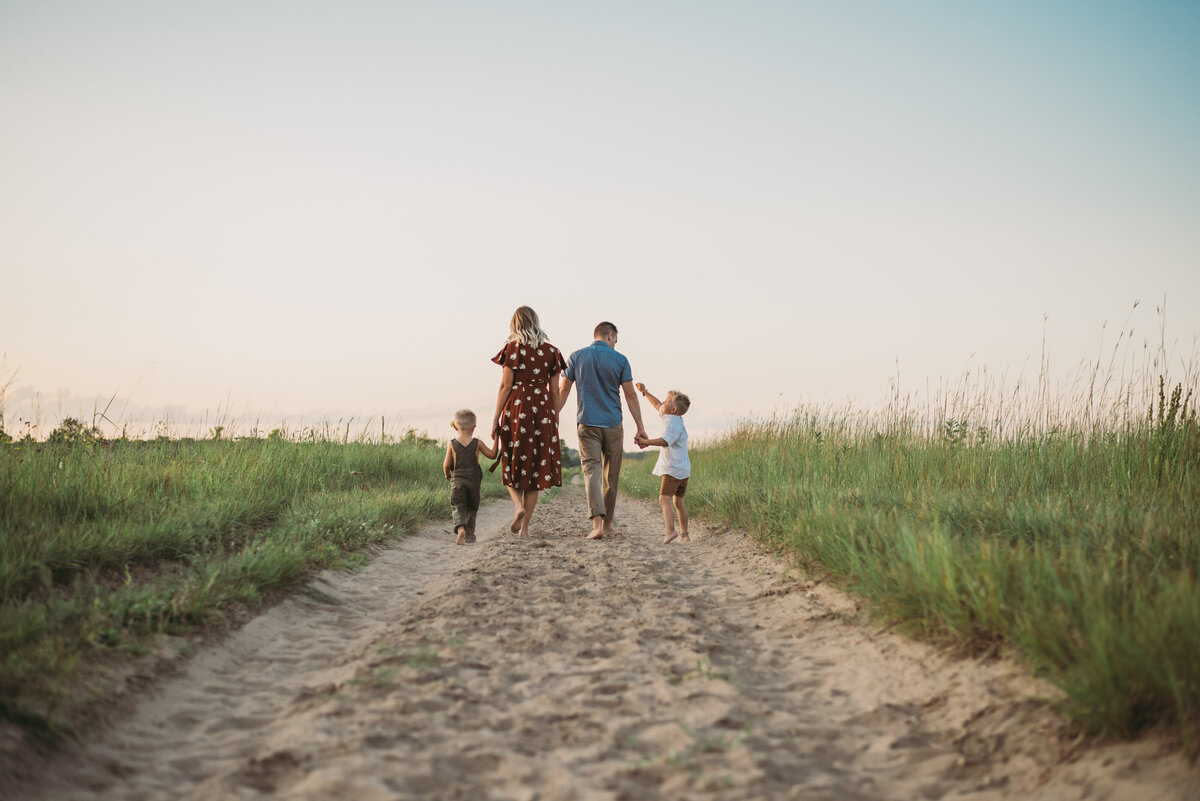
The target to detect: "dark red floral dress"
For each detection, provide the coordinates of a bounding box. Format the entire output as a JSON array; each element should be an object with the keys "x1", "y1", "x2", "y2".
[{"x1": 492, "y1": 340, "x2": 567, "y2": 490}]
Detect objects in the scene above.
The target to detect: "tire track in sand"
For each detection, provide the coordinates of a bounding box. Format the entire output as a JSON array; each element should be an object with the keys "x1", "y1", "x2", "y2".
[{"x1": 15, "y1": 486, "x2": 1199, "y2": 800}]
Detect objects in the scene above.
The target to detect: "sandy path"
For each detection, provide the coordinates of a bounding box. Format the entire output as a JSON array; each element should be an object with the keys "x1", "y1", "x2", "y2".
[{"x1": 12, "y1": 486, "x2": 1199, "y2": 800}]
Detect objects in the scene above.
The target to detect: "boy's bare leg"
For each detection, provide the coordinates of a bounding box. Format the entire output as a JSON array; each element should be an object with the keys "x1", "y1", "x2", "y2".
[
  {"x1": 659, "y1": 495, "x2": 678, "y2": 544},
  {"x1": 519, "y1": 490, "x2": 539, "y2": 537},
  {"x1": 674, "y1": 496, "x2": 690, "y2": 541},
  {"x1": 506, "y1": 486, "x2": 525, "y2": 533}
]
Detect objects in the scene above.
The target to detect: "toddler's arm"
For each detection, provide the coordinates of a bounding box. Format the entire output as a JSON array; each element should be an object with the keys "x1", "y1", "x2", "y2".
[
  {"x1": 635, "y1": 383, "x2": 663, "y2": 412},
  {"x1": 442, "y1": 442, "x2": 454, "y2": 480},
  {"x1": 477, "y1": 437, "x2": 498, "y2": 460}
]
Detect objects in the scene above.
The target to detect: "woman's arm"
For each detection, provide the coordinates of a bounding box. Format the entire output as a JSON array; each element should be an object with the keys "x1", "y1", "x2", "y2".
[
  {"x1": 549, "y1": 374, "x2": 561, "y2": 420},
  {"x1": 443, "y1": 442, "x2": 455, "y2": 479},
  {"x1": 493, "y1": 365, "x2": 515, "y2": 440}
]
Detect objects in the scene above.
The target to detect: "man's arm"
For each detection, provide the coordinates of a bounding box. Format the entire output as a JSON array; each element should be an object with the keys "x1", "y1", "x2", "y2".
[
  {"x1": 621, "y1": 380, "x2": 647, "y2": 440},
  {"x1": 557, "y1": 376, "x2": 574, "y2": 415}
]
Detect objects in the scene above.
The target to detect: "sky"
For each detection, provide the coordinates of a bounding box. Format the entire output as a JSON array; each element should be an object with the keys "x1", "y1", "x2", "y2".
[{"x1": 2, "y1": 1, "x2": 1198, "y2": 446}]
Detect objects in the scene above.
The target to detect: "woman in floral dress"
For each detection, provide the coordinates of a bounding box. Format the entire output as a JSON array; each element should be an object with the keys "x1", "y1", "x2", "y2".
[{"x1": 491, "y1": 306, "x2": 567, "y2": 537}]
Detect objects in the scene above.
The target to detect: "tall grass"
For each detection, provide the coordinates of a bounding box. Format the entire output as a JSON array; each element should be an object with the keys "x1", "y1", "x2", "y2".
[
  {"x1": 626, "y1": 313, "x2": 1199, "y2": 749},
  {"x1": 0, "y1": 430, "x2": 504, "y2": 737}
]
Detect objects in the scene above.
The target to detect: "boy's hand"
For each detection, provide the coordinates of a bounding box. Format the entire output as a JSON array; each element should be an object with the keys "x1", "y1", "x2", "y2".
[
  {"x1": 634, "y1": 382, "x2": 646, "y2": 394},
  {"x1": 634, "y1": 434, "x2": 649, "y2": 449}
]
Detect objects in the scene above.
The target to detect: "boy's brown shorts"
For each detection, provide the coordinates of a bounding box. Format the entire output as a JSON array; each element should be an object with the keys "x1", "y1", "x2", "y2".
[{"x1": 659, "y1": 475, "x2": 689, "y2": 497}]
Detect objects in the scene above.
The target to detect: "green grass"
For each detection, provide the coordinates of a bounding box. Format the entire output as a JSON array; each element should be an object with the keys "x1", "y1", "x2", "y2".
[
  {"x1": 625, "y1": 379, "x2": 1200, "y2": 750},
  {"x1": 0, "y1": 431, "x2": 505, "y2": 737}
]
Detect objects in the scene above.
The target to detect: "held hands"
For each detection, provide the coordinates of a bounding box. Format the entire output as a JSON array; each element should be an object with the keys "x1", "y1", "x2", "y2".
[{"x1": 634, "y1": 431, "x2": 651, "y2": 449}]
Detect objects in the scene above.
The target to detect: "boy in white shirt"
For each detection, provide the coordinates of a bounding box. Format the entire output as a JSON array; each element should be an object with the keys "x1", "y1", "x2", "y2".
[{"x1": 634, "y1": 383, "x2": 692, "y2": 543}]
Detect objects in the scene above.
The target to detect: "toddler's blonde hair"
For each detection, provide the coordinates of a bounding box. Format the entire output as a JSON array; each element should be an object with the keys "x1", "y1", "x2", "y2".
[
  {"x1": 452, "y1": 409, "x2": 477, "y2": 430},
  {"x1": 669, "y1": 391, "x2": 691, "y2": 415},
  {"x1": 508, "y1": 306, "x2": 548, "y2": 347}
]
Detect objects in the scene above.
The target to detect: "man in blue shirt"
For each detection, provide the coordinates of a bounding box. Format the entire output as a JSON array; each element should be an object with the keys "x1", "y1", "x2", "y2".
[{"x1": 558, "y1": 321, "x2": 648, "y2": 539}]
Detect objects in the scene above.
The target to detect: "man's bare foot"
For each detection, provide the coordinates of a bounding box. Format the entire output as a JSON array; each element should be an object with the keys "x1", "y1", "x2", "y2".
[
  {"x1": 601, "y1": 522, "x2": 617, "y2": 538},
  {"x1": 663, "y1": 530, "x2": 678, "y2": 544},
  {"x1": 455, "y1": 528, "x2": 466, "y2": 546},
  {"x1": 679, "y1": 532, "x2": 690, "y2": 542},
  {"x1": 586, "y1": 528, "x2": 604, "y2": 539},
  {"x1": 510, "y1": 510, "x2": 525, "y2": 534}
]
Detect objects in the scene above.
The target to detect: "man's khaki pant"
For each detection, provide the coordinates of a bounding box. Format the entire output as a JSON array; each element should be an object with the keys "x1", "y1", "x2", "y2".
[{"x1": 577, "y1": 424, "x2": 623, "y2": 522}]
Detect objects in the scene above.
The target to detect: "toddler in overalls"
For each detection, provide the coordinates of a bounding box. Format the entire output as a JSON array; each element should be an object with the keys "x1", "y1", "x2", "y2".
[{"x1": 443, "y1": 409, "x2": 498, "y2": 545}]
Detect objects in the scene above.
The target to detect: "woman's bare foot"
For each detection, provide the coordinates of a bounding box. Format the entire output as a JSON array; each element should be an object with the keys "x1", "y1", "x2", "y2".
[
  {"x1": 663, "y1": 530, "x2": 678, "y2": 544},
  {"x1": 510, "y1": 510, "x2": 525, "y2": 534},
  {"x1": 679, "y1": 531, "x2": 690, "y2": 542}
]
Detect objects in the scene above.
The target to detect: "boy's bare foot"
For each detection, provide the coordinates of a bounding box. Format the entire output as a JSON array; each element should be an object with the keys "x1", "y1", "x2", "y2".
[
  {"x1": 510, "y1": 510, "x2": 525, "y2": 534},
  {"x1": 679, "y1": 531, "x2": 690, "y2": 542},
  {"x1": 663, "y1": 530, "x2": 678, "y2": 544},
  {"x1": 455, "y1": 528, "x2": 466, "y2": 546}
]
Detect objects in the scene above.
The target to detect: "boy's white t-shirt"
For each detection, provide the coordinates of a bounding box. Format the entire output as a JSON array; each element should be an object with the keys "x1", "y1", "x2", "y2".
[{"x1": 651, "y1": 413, "x2": 690, "y2": 479}]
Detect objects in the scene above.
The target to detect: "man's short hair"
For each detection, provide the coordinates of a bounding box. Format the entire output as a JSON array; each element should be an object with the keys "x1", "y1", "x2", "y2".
[
  {"x1": 452, "y1": 409, "x2": 476, "y2": 430},
  {"x1": 594, "y1": 321, "x2": 618, "y2": 339},
  {"x1": 669, "y1": 391, "x2": 691, "y2": 415}
]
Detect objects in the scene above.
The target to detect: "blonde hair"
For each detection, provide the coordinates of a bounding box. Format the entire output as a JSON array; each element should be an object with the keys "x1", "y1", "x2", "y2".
[
  {"x1": 668, "y1": 391, "x2": 691, "y2": 415},
  {"x1": 508, "y1": 306, "x2": 548, "y2": 347},
  {"x1": 452, "y1": 409, "x2": 477, "y2": 430}
]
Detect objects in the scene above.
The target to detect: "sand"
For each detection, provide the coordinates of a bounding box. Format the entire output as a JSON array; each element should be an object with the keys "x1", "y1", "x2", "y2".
[{"x1": 4, "y1": 485, "x2": 1198, "y2": 800}]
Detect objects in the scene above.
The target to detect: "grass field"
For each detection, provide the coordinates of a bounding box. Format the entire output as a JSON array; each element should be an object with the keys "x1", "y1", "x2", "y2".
[
  {"x1": 4, "y1": 332, "x2": 1198, "y2": 753},
  {"x1": 0, "y1": 426, "x2": 506, "y2": 736},
  {"x1": 624, "y1": 372, "x2": 1199, "y2": 750}
]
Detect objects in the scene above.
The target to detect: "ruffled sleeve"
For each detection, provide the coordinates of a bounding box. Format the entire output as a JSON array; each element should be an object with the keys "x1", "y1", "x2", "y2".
[
  {"x1": 492, "y1": 341, "x2": 515, "y2": 367},
  {"x1": 549, "y1": 344, "x2": 567, "y2": 376}
]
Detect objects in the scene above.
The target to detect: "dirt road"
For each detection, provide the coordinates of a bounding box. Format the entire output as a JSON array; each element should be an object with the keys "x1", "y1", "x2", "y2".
[{"x1": 10, "y1": 486, "x2": 1198, "y2": 800}]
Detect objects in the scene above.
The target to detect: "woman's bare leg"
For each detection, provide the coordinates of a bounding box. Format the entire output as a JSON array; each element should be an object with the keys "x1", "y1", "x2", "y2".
[
  {"x1": 518, "y1": 490, "x2": 539, "y2": 537},
  {"x1": 507, "y1": 486, "x2": 525, "y2": 533}
]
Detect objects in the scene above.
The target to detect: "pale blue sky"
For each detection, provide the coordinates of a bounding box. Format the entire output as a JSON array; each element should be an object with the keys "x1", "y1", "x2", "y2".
[{"x1": 2, "y1": 1, "x2": 1198, "y2": 442}]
